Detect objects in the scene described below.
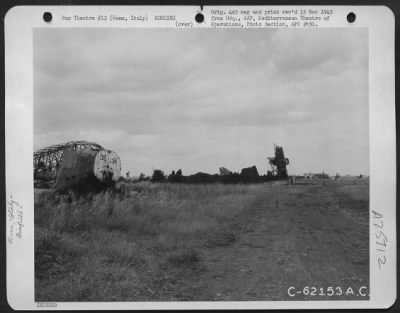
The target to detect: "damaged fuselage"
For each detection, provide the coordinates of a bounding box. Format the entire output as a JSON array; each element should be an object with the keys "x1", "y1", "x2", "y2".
[{"x1": 34, "y1": 141, "x2": 121, "y2": 191}]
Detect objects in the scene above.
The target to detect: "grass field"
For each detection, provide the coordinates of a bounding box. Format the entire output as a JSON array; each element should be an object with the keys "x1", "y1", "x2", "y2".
[{"x1": 35, "y1": 179, "x2": 369, "y2": 301}]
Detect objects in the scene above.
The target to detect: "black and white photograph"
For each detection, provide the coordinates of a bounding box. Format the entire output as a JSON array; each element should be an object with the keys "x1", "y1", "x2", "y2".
[{"x1": 32, "y1": 26, "x2": 371, "y2": 302}]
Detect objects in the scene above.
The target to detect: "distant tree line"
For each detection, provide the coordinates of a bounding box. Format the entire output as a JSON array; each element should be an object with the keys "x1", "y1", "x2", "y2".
[{"x1": 150, "y1": 165, "x2": 287, "y2": 184}]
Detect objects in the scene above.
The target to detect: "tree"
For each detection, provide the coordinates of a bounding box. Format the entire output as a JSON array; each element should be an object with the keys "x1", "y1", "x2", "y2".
[
  {"x1": 152, "y1": 169, "x2": 166, "y2": 182},
  {"x1": 168, "y1": 170, "x2": 176, "y2": 182},
  {"x1": 176, "y1": 169, "x2": 183, "y2": 182}
]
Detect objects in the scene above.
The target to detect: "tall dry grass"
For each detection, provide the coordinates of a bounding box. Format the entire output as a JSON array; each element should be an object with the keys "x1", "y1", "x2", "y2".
[{"x1": 35, "y1": 182, "x2": 265, "y2": 301}]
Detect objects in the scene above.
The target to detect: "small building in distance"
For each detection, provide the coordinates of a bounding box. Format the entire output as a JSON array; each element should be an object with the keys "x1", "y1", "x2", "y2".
[{"x1": 304, "y1": 171, "x2": 330, "y2": 179}]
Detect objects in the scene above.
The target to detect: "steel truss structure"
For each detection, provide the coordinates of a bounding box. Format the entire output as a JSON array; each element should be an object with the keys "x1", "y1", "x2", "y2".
[{"x1": 34, "y1": 141, "x2": 104, "y2": 181}]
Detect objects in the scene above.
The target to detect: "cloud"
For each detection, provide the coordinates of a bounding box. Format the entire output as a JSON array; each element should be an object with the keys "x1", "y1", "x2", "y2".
[{"x1": 34, "y1": 28, "x2": 368, "y2": 176}]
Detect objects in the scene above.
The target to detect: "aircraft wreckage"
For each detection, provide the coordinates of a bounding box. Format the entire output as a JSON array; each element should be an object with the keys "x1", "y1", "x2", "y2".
[
  {"x1": 34, "y1": 141, "x2": 121, "y2": 190},
  {"x1": 267, "y1": 144, "x2": 289, "y2": 179}
]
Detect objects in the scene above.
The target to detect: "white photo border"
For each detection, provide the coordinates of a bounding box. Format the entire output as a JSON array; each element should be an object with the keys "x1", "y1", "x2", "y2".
[{"x1": 5, "y1": 5, "x2": 396, "y2": 310}]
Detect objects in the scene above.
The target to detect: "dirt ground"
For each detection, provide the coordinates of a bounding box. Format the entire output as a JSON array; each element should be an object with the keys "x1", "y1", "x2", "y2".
[{"x1": 193, "y1": 180, "x2": 369, "y2": 301}]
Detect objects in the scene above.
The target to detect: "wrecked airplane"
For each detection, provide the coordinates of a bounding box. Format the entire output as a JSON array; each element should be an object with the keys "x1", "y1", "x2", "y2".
[
  {"x1": 267, "y1": 144, "x2": 289, "y2": 179},
  {"x1": 34, "y1": 141, "x2": 121, "y2": 191}
]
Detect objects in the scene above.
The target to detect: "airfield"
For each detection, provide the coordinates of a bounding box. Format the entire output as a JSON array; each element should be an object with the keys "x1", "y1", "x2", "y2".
[{"x1": 34, "y1": 176, "x2": 369, "y2": 301}]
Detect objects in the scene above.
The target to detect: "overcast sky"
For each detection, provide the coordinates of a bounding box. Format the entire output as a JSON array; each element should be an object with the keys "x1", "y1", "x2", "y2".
[{"x1": 34, "y1": 28, "x2": 368, "y2": 176}]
